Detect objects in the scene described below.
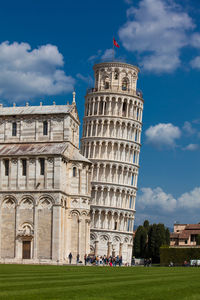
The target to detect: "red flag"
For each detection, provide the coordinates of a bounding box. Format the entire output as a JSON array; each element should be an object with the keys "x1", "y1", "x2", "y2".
[{"x1": 113, "y1": 38, "x2": 120, "y2": 48}]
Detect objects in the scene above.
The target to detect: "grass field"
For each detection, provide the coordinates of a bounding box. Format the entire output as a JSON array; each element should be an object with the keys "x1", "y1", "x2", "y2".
[{"x1": 0, "y1": 265, "x2": 200, "y2": 300}]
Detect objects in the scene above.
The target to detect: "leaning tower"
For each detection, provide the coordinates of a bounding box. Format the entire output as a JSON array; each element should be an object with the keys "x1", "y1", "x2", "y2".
[{"x1": 81, "y1": 61, "x2": 143, "y2": 264}]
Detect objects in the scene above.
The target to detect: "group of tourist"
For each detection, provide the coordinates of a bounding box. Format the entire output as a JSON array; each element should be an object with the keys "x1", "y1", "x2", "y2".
[
  {"x1": 68, "y1": 253, "x2": 123, "y2": 266},
  {"x1": 84, "y1": 254, "x2": 123, "y2": 266}
]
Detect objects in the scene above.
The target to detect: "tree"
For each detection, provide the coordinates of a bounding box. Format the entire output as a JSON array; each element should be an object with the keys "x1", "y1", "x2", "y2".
[
  {"x1": 133, "y1": 225, "x2": 147, "y2": 258},
  {"x1": 165, "y1": 228, "x2": 170, "y2": 245},
  {"x1": 143, "y1": 220, "x2": 150, "y2": 231},
  {"x1": 196, "y1": 235, "x2": 200, "y2": 245},
  {"x1": 147, "y1": 223, "x2": 170, "y2": 263}
]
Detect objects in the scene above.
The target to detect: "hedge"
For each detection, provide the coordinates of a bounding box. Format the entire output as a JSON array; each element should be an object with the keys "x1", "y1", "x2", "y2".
[{"x1": 160, "y1": 246, "x2": 200, "y2": 266}]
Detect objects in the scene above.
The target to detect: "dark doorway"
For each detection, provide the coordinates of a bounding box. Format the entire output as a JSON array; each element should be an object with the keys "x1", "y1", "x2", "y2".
[{"x1": 22, "y1": 241, "x2": 31, "y2": 259}]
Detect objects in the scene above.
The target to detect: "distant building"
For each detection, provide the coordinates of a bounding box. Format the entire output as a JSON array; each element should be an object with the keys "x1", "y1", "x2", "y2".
[
  {"x1": 170, "y1": 224, "x2": 200, "y2": 246},
  {"x1": 0, "y1": 99, "x2": 91, "y2": 264}
]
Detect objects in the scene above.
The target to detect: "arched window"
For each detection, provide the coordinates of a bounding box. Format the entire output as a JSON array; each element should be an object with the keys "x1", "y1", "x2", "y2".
[
  {"x1": 114, "y1": 70, "x2": 119, "y2": 80},
  {"x1": 73, "y1": 167, "x2": 77, "y2": 177},
  {"x1": 104, "y1": 76, "x2": 110, "y2": 89},
  {"x1": 122, "y1": 78, "x2": 128, "y2": 91}
]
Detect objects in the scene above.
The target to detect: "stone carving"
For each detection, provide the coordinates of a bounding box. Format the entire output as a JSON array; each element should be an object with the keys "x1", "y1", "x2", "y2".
[
  {"x1": 38, "y1": 199, "x2": 52, "y2": 209},
  {"x1": 20, "y1": 198, "x2": 33, "y2": 209},
  {"x1": 11, "y1": 158, "x2": 17, "y2": 164},
  {"x1": 2, "y1": 198, "x2": 15, "y2": 209},
  {"x1": 47, "y1": 157, "x2": 54, "y2": 163}
]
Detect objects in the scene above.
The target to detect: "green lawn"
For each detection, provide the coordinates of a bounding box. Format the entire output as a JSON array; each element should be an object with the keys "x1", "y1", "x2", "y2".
[{"x1": 0, "y1": 265, "x2": 200, "y2": 300}]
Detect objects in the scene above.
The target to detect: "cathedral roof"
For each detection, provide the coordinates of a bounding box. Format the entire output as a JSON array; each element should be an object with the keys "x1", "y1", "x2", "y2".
[
  {"x1": 0, "y1": 142, "x2": 91, "y2": 163},
  {"x1": 0, "y1": 105, "x2": 73, "y2": 116}
]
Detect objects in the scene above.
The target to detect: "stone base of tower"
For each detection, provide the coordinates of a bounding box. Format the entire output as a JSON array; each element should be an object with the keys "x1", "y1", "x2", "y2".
[{"x1": 90, "y1": 229, "x2": 133, "y2": 265}]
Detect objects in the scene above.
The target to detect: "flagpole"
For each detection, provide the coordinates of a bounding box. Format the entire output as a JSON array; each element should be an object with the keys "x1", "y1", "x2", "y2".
[{"x1": 112, "y1": 37, "x2": 114, "y2": 61}]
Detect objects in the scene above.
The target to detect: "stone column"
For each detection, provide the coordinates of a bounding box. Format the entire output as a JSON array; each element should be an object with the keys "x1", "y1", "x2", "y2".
[
  {"x1": 78, "y1": 218, "x2": 82, "y2": 257},
  {"x1": 33, "y1": 204, "x2": 38, "y2": 260},
  {"x1": 52, "y1": 204, "x2": 62, "y2": 262},
  {"x1": 15, "y1": 204, "x2": 20, "y2": 259},
  {"x1": 119, "y1": 242, "x2": 123, "y2": 256},
  {"x1": 107, "y1": 241, "x2": 112, "y2": 257},
  {"x1": 97, "y1": 210, "x2": 101, "y2": 228},
  {"x1": 94, "y1": 240, "x2": 99, "y2": 256}
]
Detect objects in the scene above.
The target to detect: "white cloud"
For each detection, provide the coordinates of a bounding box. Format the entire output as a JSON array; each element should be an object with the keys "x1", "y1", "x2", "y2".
[
  {"x1": 118, "y1": 0, "x2": 194, "y2": 73},
  {"x1": 178, "y1": 187, "x2": 200, "y2": 209},
  {"x1": 183, "y1": 143, "x2": 199, "y2": 151},
  {"x1": 145, "y1": 123, "x2": 181, "y2": 148},
  {"x1": 190, "y1": 56, "x2": 200, "y2": 69},
  {"x1": 183, "y1": 121, "x2": 196, "y2": 135},
  {"x1": 0, "y1": 41, "x2": 75, "y2": 101},
  {"x1": 136, "y1": 186, "x2": 200, "y2": 226},
  {"x1": 137, "y1": 187, "x2": 176, "y2": 212},
  {"x1": 76, "y1": 73, "x2": 94, "y2": 86},
  {"x1": 88, "y1": 50, "x2": 102, "y2": 62},
  {"x1": 101, "y1": 49, "x2": 114, "y2": 61},
  {"x1": 190, "y1": 33, "x2": 200, "y2": 49}
]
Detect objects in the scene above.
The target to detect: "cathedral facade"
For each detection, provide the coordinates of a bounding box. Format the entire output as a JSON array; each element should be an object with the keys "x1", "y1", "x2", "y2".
[
  {"x1": 81, "y1": 62, "x2": 143, "y2": 264},
  {"x1": 0, "y1": 99, "x2": 91, "y2": 264}
]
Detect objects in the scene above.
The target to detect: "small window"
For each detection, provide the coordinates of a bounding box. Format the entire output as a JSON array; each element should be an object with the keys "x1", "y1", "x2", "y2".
[
  {"x1": 22, "y1": 159, "x2": 27, "y2": 176},
  {"x1": 39, "y1": 158, "x2": 45, "y2": 175},
  {"x1": 73, "y1": 167, "x2": 76, "y2": 177},
  {"x1": 43, "y1": 121, "x2": 48, "y2": 136},
  {"x1": 12, "y1": 122, "x2": 17, "y2": 136},
  {"x1": 4, "y1": 159, "x2": 9, "y2": 176},
  {"x1": 185, "y1": 240, "x2": 188, "y2": 244},
  {"x1": 122, "y1": 78, "x2": 128, "y2": 91},
  {"x1": 105, "y1": 82, "x2": 109, "y2": 89},
  {"x1": 114, "y1": 71, "x2": 119, "y2": 80},
  {"x1": 122, "y1": 102, "x2": 127, "y2": 116},
  {"x1": 114, "y1": 222, "x2": 117, "y2": 230}
]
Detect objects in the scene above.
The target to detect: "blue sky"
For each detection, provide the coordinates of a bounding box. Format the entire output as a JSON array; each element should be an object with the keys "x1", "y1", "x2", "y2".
[{"x1": 1, "y1": 0, "x2": 200, "y2": 226}]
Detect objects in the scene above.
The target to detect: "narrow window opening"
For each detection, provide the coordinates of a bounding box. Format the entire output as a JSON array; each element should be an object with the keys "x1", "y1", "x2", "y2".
[
  {"x1": 122, "y1": 78, "x2": 128, "y2": 91},
  {"x1": 4, "y1": 159, "x2": 9, "y2": 176},
  {"x1": 39, "y1": 158, "x2": 45, "y2": 175},
  {"x1": 12, "y1": 122, "x2": 17, "y2": 136},
  {"x1": 105, "y1": 82, "x2": 109, "y2": 89},
  {"x1": 114, "y1": 71, "x2": 119, "y2": 80},
  {"x1": 22, "y1": 159, "x2": 27, "y2": 176},
  {"x1": 114, "y1": 222, "x2": 117, "y2": 230},
  {"x1": 73, "y1": 167, "x2": 77, "y2": 177},
  {"x1": 43, "y1": 121, "x2": 48, "y2": 136},
  {"x1": 122, "y1": 102, "x2": 127, "y2": 116}
]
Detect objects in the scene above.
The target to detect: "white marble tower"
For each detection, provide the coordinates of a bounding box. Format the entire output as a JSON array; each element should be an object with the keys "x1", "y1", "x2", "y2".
[{"x1": 81, "y1": 62, "x2": 144, "y2": 264}]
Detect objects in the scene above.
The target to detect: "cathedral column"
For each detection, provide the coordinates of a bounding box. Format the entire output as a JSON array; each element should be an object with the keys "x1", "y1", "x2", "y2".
[
  {"x1": 52, "y1": 204, "x2": 62, "y2": 261},
  {"x1": 15, "y1": 204, "x2": 20, "y2": 258},
  {"x1": 78, "y1": 218, "x2": 82, "y2": 257},
  {"x1": 33, "y1": 203, "x2": 38, "y2": 259}
]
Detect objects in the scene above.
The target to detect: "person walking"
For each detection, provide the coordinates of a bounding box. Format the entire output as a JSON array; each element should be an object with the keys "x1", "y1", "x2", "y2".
[
  {"x1": 68, "y1": 252, "x2": 72, "y2": 264},
  {"x1": 84, "y1": 254, "x2": 87, "y2": 266},
  {"x1": 76, "y1": 253, "x2": 80, "y2": 264}
]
